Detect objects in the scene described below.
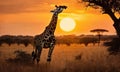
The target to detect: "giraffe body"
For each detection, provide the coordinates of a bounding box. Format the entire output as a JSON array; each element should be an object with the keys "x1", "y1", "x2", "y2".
[
  {"x1": 32, "y1": 5, "x2": 67, "y2": 63},
  {"x1": 34, "y1": 32, "x2": 55, "y2": 48}
]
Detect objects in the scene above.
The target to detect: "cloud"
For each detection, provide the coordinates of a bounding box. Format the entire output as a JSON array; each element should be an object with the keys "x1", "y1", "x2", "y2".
[
  {"x1": 0, "y1": 0, "x2": 51, "y2": 14},
  {"x1": 0, "y1": 0, "x2": 79, "y2": 14}
]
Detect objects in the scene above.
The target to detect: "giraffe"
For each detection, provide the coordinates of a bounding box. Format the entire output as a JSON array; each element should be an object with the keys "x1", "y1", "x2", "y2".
[{"x1": 32, "y1": 5, "x2": 67, "y2": 63}]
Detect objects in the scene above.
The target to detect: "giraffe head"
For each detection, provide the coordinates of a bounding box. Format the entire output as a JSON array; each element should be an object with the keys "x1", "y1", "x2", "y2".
[{"x1": 51, "y1": 5, "x2": 67, "y2": 15}]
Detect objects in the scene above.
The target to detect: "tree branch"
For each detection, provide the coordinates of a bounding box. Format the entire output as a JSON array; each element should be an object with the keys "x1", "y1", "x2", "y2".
[{"x1": 104, "y1": 8, "x2": 118, "y2": 22}]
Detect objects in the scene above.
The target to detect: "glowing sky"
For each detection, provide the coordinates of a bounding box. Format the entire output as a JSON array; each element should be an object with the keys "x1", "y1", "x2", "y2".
[{"x1": 0, "y1": 0, "x2": 117, "y2": 36}]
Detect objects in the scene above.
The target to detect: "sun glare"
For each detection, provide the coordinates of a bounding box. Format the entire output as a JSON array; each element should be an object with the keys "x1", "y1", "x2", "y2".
[{"x1": 60, "y1": 17, "x2": 76, "y2": 32}]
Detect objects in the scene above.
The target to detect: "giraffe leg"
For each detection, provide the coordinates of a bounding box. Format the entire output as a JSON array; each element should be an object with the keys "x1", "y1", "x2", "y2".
[
  {"x1": 32, "y1": 50, "x2": 36, "y2": 63},
  {"x1": 36, "y1": 45, "x2": 42, "y2": 64},
  {"x1": 32, "y1": 47, "x2": 37, "y2": 63},
  {"x1": 47, "y1": 44, "x2": 55, "y2": 62}
]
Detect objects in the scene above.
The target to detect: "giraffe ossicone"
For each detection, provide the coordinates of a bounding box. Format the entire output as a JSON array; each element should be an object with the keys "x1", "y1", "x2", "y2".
[{"x1": 32, "y1": 5, "x2": 67, "y2": 64}]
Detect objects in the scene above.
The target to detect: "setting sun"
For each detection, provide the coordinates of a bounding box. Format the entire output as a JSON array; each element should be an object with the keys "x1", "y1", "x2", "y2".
[{"x1": 60, "y1": 17, "x2": 76, "y2": 32}]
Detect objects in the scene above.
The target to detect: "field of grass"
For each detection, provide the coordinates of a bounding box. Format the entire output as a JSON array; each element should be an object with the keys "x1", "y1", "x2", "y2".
[{"x1": 0, "y1": 43, "x2": 120, "y2": 72}]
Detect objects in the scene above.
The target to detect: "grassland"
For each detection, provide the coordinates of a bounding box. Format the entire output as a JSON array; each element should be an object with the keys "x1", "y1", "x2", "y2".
[{"x1": 0, "y1": 43, "x2": 120, "y2": 72}]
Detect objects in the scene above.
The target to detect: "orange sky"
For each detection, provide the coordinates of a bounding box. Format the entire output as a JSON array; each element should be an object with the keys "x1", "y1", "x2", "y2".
[{"x1": 0, "y1": 0, "x2": 117, "y2": 36}]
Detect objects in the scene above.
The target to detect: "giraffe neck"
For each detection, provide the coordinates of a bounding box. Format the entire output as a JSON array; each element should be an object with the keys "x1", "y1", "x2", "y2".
[{"x1": 45, "y1": 13, "x2": 58, "y2": 34}]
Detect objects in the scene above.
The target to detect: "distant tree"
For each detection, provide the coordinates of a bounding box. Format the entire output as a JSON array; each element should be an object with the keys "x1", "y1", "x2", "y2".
[
  {"x1": 0, "y1": 35, "x2": 15, "y2": 46},
  {"x1": 0, "y1": 35, "x2": 34, "y2": 47},
  {"x1": 0, "y1": 38, "x2": 2, "y2": 46},
  {"x1": 78, "y1": 0, "x2": 120, "y2": 37},
  {"x1": 79, "y1": 37, "x2": 98, "y2": 46},
  {"x1": 90, "y1": 29, "x2": 108, "y2": 45},
  {"x1": 23, "y1": 36, "x2": 33, "y2": 47}
]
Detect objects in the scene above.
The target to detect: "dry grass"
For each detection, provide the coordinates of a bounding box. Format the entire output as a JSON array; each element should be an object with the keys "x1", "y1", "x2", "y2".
[{"x1": 0, "y1": 44, "x2": 120, "y2": 72}]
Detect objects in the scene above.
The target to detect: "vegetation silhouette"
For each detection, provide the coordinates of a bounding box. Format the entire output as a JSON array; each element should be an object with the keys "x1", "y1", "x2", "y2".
[
  {"x1": 79, "y1": 37, "x2": 98, "y2": 46},
  {"x1": 6, "y1": 50, "x2": 33, "y2": 65},
  {"x1": 0, "y1": 35, "x2": 33, "y2": 47},
  {"x1": 0, "y1": 35, "x2": 116, "y2": 47},
  {"x1": 79, "y1": 0, "x2": 120, "y2": 54},
  {"x1": 79, "y1": 0, "x2": 120, "y2": 37},
  {"x1": 75, "y1": 53, "x2": 82, "y2": 60},
  {"x1": 90, "y1": 29, "x2": 108, "y2": 45},
  {"x1": 104, "y1": 38, "x2": 120, "y2": 55}
]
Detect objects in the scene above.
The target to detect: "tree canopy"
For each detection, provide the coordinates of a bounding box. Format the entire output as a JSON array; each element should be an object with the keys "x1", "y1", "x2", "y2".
[
  {"x1": 79, "y1": 0, "x2": 120, "y2": 37},
  {"x1": 90, "y1": 29, "x2": 109, "y2": 33},
  {"x1": 79, "y1": 0, "x2": 120, "y2": 21},
  {"x1": 82, "y1": 0, "x2": 120, "y2": 13}
]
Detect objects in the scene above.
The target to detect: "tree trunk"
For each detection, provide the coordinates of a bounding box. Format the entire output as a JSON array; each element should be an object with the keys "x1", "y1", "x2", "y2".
[
  {"x1": 113, "y1": 19, "x2": 120, "y2": 38},
  {"x1": 106, "y1": 9, "x2": 120, "y2": 37},
  {"x1": 107, "y1": 10, "x2": 120, "y2": 54}
]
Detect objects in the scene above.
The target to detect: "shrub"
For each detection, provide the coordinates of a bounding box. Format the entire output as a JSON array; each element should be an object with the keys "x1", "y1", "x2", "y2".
[{"x1": 6, "y1": 50, "x2": 33, "y2": 65}]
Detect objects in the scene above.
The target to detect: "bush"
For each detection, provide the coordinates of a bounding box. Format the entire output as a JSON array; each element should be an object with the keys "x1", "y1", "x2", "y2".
[
  {"x1": 6, "y1": 50, "x2": 33, "y2": 65},
  {"x1": 104, "y1": 38, "x2": 120, "y2": 55}
]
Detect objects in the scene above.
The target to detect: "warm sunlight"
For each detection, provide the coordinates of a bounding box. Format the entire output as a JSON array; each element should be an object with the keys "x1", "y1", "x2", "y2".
[{"x1": 60, "y1": 17, "x2": 76, "y2": 32}]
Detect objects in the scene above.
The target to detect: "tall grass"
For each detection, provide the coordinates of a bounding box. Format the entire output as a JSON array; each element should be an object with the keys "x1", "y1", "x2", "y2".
[{"x1": 0, "y1": 44, "x2": 120, "y2": 72}]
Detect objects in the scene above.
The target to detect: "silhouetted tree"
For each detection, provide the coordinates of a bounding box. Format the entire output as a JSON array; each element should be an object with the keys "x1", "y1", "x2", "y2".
[
  {"x1": 90, "y1": 29, "x2": 108, "y2": 45},
  {"x1": 79, "y1": 0, "x2": 120, "y2": 37},
  {"x1": 0, "y1": 35, "x2": 15, "y2": 46},
  {"x1": 23, "y1": 36, "x2": 33, "y2": 47},
  {"x1": 0, "y1": 35, "x2": 34, "y2": 47},
  {"x1": 79, "y1": 37, "x2": 98, "y2": 46}
]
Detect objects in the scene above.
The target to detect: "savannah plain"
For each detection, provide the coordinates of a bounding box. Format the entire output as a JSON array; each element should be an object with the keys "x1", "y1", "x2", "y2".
[
  {"x1": 0, "y1": 0, "x2": 120, "y2": 72},
  {"x1": 0, "y1": 35, "x2": 120, "y2": 72}
]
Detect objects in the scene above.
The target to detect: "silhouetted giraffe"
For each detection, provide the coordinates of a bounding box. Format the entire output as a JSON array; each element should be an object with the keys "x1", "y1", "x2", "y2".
[{"x1": 32, "y1": 5, "x2": 67, "y2": 63}]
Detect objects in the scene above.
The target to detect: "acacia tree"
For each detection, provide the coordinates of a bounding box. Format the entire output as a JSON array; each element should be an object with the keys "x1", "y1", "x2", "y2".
[
  {"x1": 79, "y1": 0, "x2": 120, "y2": 37},
  {"x1": 90, "y1": 29, "x2": 108, "y2": 45}
]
